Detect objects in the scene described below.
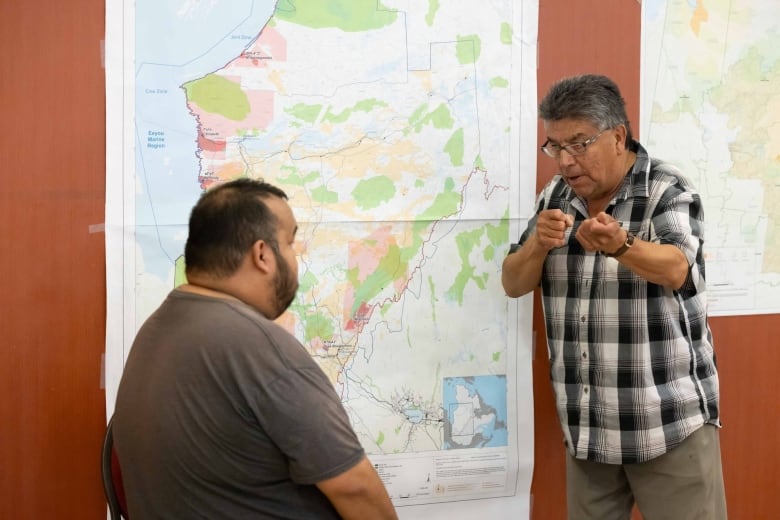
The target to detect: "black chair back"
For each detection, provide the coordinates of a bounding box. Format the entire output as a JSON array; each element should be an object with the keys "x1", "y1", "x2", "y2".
[{"x1": 101, "y1": 416, "x2": 129, "y2": 519}]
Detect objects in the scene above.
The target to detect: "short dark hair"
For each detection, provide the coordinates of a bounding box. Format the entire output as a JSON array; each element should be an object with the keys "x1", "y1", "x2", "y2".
[
  {"x1": 184, "y1": 178, "x2": 288, "y2": 278},
  {"x1": 539, "y1": 74, "x2": 633, "y2": 142}
]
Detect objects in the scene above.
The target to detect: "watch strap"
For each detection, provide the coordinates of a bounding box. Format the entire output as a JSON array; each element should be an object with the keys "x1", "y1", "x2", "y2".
[{"x1": 605, "y1": 232, "x2": 634, "y2": 258}]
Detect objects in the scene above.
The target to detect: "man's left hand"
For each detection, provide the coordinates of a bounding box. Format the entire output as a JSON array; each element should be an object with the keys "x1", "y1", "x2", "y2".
[{"x1": 575, "y1": 212, "x2": 625, "y2": 254}]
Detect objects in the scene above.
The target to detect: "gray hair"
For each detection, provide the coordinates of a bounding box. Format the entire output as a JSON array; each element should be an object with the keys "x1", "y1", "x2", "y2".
[{"x1": 539, "y1": 74, "x2": 633, "y2": 141}]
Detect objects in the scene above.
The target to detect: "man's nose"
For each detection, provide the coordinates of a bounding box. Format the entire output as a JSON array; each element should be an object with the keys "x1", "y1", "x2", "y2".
[{"x1": 556, "y1": 148, "x2": 577, "y2": 166}]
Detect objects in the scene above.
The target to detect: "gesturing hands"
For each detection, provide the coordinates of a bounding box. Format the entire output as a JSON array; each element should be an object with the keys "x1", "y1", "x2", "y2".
[
  {"x1": 533, "y1": 209, "x2": 574, "y2": 251},
  {"x1": 532, "y1": 210, "x2": 628, "y2": 256},
  {"x1": 576, "y1": 212, "x2": 626, "y2": 254}
]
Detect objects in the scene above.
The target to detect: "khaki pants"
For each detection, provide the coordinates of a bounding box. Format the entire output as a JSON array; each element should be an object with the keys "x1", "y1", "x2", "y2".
[{"x1": 566, "y1": 424, "x2": 727, "y2": 520}]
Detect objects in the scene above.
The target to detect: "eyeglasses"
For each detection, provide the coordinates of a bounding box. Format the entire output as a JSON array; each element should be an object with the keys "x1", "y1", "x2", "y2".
[{"x1": 540, "y1": 129, "x2": 607, "y2": 159}]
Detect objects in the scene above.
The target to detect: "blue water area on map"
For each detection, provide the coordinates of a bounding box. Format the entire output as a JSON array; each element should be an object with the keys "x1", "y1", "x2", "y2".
[
  {"x1": 442, "y1": 375, "x2": 508, "y2": 449},
  {"x1": 133, "y1": 1, "x2": 276, "y2": 273}
]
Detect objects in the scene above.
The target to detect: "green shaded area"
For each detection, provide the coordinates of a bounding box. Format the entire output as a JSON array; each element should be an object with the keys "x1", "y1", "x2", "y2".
[
  {"x1": 183, "y1": 74, "x2": 250, "y2": 121},
  {"x1": 425, "y1": 0, "x2": 440, "y2": 26},
  {"x1": 500, "y1": 22, "x2": 512, "y2": 44},
  {"x1": 416, "y1": 177, "x2": 461, "y2": 222},
  {"x1": 427, "y1": 276, "x2": 437, "y2": 322},
  {"x1": 312, "y1": 185, "x2": 339, "y2": 204},
  {"x1": 285, "y1": 103, "x2": 323, "y2": 124},
  {"x1": 298, "y1": 271, "x2": 319, "y2": 293},
  {"x1": 288, "y1": 272, "x2": 319, "y2": 318},
  {"x1": 483, "y1": 244, "x2": 495, "y2": 262},
  {"x1": 486, "y1": 211, "x2": 509, "y2": 246},
  {"x1": 492, "y1": 351, "x2": 501, "y2": 362},
  {"x1": 490, "y1": 76, "x2": 509, "y2": 88},
  {"x1": 376, "y1": 431, "x2": 385, "y2": 446},
  {"x1": 442, "y1": 215, "x2": 509, "y2": 305},
  {"x1": 303, "y1": 312, "x2": 335, "y2": 342},
  {"x1": 408, "y1": 104, "x2": 428, "y2": 132},
  {"x1": 345, "y1": 225, "x2": 430, "y2": 318},
  {"x1": 275, "y1": 0, "x2": 397, "y2": 32},
  {"x1": 407, "y1": 103, "x2": 455, "y2": 134},
  {"x1": 277, "y1": 165, "x2": 320, "y2": 187},
  {"x1": 430, "y1": 104, "x2": 455, "y2": 129},
  {"x1": 237, "y1": 128, "x2": 262, "y2": 138},
  {"x1": 456, "y1": 35, "x2": 481, "y2": 64},
  {"x1": 446, "y1": 228, "x2": 488, "y2": 304},
  {"x1": 323, "y1": 98, "x2": 388, "y2": 124},
  {"x1": 444, "y1": 128, "x2": 465, "y2": 166},
  {"x1": 352, "y1": 176, "x2": 396, "y2": 210},
  {"x1": 397, "y1": 238, "x2": 424, "y2": 265},
  {"x1": 174, "y1": 256, "x2": 188, "y2": 287},
  {"x1": 483, "y1": 211, "x2": 509, "y2": 261},
  {"x1": 347, "y1": 243, "x2": 406, "y2": 316}
]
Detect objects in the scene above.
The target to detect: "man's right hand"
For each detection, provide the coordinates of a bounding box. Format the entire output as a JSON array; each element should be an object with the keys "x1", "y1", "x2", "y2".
[
  {"x1": 532, "y1": 209, "x2": 573, "y2": 251},
  {"x1": 502, "y1": 209, "x2": 573, "y2": 298}
]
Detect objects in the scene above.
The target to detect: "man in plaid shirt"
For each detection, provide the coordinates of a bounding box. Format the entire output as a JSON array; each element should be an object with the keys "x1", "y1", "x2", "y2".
[{"x1": 503, "y1": 74, "x2": 726, "y2": 519}]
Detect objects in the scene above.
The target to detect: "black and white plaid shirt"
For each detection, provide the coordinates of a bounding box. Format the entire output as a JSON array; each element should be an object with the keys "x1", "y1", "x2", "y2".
[{"x1": 518, "y1": 141, "x2": 720, "y2": 464}]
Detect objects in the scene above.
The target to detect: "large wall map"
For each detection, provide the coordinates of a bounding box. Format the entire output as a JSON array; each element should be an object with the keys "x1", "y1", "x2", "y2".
[
  {"x1": 642, "y1": 0, "x2": 780, "y2": 315},
  {"x1": 105, "y1": 0, "x2": 538, "y2": 516}
]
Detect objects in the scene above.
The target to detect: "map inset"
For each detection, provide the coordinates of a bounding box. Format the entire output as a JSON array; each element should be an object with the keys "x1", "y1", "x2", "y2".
[{"x1": 443, "y1": 375, "x2": 508, "y2": 449}]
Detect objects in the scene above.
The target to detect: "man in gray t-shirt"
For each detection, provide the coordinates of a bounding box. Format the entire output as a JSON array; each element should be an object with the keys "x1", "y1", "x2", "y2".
[{"x1": 113, "y1": 178, "x2": 397, "y2": 519}]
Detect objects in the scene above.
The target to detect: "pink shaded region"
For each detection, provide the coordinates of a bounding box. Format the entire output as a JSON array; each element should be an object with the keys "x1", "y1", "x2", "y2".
[
  {"x1": 188, "y1": 88, "x2": 275, "y2": 142},
  {"x1": 230, "y1": 25, "x2": 288, "y2": 68},
  {"x1": 197, "y1": 133, "x2": 226, "y2": 153},
  {"x1": 351, "y1": 226, "x2": 395, "y2": 281},
  {"x1": 187, "y1": 24, "x2": 289, "y2": 189},
  {"x1": 343, "y1": 226, "x2": 405, "y2": 332},
  {"x1": 344, "y1": 301, "x2": 373, "y2": 333}
]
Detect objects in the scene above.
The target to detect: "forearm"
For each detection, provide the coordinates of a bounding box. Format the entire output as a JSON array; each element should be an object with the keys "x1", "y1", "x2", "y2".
[
  {"x1": 501, "y1": 235, "x2": 548, "y2": 297},
  {"x1": 615, "y1": 238, "x2": 689, "y2": 289},
  {"x1": 317, "y1": 457, "x2": 398, "y2": 520},
  {"x1": 328, "y1": 492, "x2": 397, "y2": 520}
]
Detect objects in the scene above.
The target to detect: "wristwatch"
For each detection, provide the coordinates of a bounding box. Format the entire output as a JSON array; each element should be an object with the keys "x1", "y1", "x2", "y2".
[{"x1": 604, "y1": 231, "x2": 635, "y2": 258}]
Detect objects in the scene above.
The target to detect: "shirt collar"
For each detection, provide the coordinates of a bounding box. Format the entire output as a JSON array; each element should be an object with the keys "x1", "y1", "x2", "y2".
[{"x1": 625, "y1": 140, "x2": 651, "y2": 199}]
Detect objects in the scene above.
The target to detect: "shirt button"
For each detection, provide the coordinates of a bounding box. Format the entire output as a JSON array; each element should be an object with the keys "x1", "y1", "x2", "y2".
[
  {"x1": 580, "y1": 316, "x2": 586, "y2": 322},
  {"x1": 582, "y1": 351, "x2": 587, "y2": 359},
  {"x1": 583, "y1": 387, "x2": 589, "y2": 394}
]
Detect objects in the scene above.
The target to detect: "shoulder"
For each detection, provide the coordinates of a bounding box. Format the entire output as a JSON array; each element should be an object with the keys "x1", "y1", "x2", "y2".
[
  {"x1": 629, "y1": 142, "x2": 699, "y2": 201},
  {"x1": 226, "y1": 302, "x2": 318, "y2": 369},
  {"x1": 648, "y1": 159, "x2": 694, "y2": 187},
  {"x1": 645, "y1": 160, "x2": 701, "y2": 209}
]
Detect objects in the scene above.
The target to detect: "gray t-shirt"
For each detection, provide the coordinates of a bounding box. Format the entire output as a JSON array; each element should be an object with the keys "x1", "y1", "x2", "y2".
[{"x1": 113, "y1": 289, "x2": 365, "y2": 519}]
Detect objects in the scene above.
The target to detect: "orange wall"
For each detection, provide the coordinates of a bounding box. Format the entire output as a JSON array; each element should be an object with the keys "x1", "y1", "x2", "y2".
[
  {"x1": 1, "y1": 1, "x2": 777, "y2": 518},
  {"x1": 0, "y1": 0, "x2": 107, "y2": 517}
]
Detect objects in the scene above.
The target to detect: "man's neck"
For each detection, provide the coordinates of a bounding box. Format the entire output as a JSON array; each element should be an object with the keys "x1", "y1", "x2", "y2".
[{"x1": 178, "y1": 282, "x2": 241, "y2": 302}]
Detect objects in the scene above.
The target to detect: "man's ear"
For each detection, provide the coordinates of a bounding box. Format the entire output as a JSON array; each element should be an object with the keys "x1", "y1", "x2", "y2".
[
  {"x1": 614, "y1": 124, "x2": 628, "y2": 151},
  {"x1": 250, "y1": 240, "x2": 273, "y2": 274}
]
